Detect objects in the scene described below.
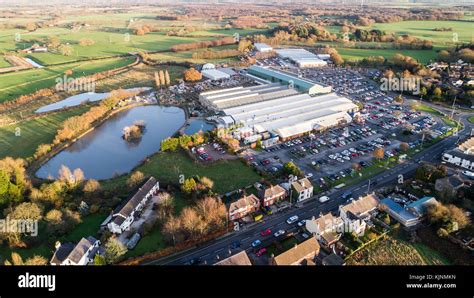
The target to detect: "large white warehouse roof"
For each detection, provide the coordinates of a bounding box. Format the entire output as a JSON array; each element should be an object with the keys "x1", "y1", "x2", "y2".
[
  {"x1": 222, "y1": 92, "x2": 358, "y2": 139},
  {"x1": 275, "y1": 48, "x2": 327, "y2": 68},
  {"x1": 199, "y1": 83, "x2": 299, "y2": 110}
]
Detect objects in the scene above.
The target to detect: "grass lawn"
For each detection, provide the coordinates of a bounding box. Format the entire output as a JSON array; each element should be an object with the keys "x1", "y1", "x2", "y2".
[
  {"x1": 60, "y1": 213, "x2": 108, "y2": 243},
  {"x1": 0, "y1": 106, "x2": 90, "y2": 159},
  {"x1": 329, "y1": 162, "x2": 387, "y2": 188},
  {"x1": 415, "y1": 103, "x2": 444, "y2": 116},
  {"x1": 441, "y1": 116, "x2": 461, "y2": 128},
  {"x1": 0, "y1": 57, "x2": 135, "y2": 103},
  {"x1": 337, "y1": 47, "x2": 438, "y2": 64},
  {"x1": 0, "y1": 244, "x2": 52, "y2": 263},
  {"x1": 103, "y1": 151, "x2": 262, "y2": 195},
  {"x1": 468, "y1": 116, "x2": 474, "y2": 124},
  {"x1": 124, "y1": 227, "x2": 167, "y2": 258}
]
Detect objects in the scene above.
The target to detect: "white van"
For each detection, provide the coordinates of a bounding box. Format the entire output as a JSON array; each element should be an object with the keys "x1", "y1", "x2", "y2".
[{"x1": 319, "y1": 196, "x2": 330, "y2": 203}]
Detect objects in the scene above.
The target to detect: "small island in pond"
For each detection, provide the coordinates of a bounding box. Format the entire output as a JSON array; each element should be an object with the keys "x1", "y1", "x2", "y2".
[{"x1": 123, "y1": 120, "x2": 146, "y2": 142}]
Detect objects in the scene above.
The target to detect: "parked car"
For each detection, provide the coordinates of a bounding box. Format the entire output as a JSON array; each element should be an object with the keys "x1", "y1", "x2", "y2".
[
  {"x1": 255, "y1": 248, "x2": 267, "y2": 257},
  {"x1": 274, "y1": 229, "x2": 286, "y2": 237},
  {"x1": 297, "y1": 220, "x2": 306, "y2": 227},
  {"x1": 286, "y1": 215, "x2": 299, "y2": 224},
  {"x1": 230, "y1": 241, "x2": 240, "y2": 249},
  {"x1": 301, "y1": 232, "x2": 310, "y2": 239},
  {"x1": 189, "y1": 257, "x2": 201, "y2": 265},
  {"x1": 251, "y1": 240, "x2": 262, "y2": 248}
]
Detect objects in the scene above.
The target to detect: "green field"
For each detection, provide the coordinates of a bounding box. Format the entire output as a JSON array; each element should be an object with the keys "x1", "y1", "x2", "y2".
[
  {"x1": 362, "y1": 20, "x2": 473, "y2": 46},
  {"x1": 0, "y1": 106, "x2": 90, "y2": 159},
  {"x1": 337, "y1": 47, "x2": 439, "y2": 64},
  {"x1": 0, "y1": 56, "x2": 11, "y2": 68},
  {"x1": 1, "y1": 27, "x2": 236, "y2": 65},
  {"x1": 0, "y1": 57, "x2": 135, "y2": 103},
  {"x1": 468, "y1": 116, "x2": 474, "y2": 124},
  {"x1": 103, "y1": 151, "x2": 262, "y2": 194},
  {"x1": 148, "y1": 45, "x2": 240, "y2": 64}
]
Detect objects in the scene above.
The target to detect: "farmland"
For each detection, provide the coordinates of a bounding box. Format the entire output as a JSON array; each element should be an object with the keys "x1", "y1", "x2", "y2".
[
  {"x1": 0, "y1": 57, "x2": 135, "y2": 103},
  {"x1": 337, "y1": 47, "x2": 438, "y2": 64},
  {"x1": 0, "y1": 105, "x2": 90, "y2": 159},
  {"x1": 361, "y1": 20, "x2": 473, "y2": 47}
]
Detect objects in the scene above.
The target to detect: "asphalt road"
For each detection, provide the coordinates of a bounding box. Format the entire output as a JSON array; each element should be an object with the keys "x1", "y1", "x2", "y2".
[{"x1": 145, "y1": 101, "x2": 472, "y2": 266}]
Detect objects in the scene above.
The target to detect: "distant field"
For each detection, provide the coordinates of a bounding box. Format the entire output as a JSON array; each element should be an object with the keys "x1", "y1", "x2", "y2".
[
  {"x1": 0, "y1": 57, "x2": 135, "y2": 103},
  {"x1": 103, "y1": 151, "x2": 262, "y2": 194},
  {"x1": 362, "y1": 20, "x2": 473, "y2": 46},
  {"x1": 337, "y1": 47, "x2": 439, "y2": 64},
  {"x1": 148, "y1": 45, "x2": 240, "y2": 64},
  {"x1": 0, "y1": 106, "x2": 90, "y2": 159},
  {"x1": 0, "y1": 23, "x2": 242, "y2": 66},
  {"x1": 188, "y1": 27, "x2": 271, "y2": 37}
]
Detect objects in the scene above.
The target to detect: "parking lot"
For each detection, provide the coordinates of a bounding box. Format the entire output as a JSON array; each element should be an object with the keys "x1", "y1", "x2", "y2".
[{"x1": 241, "y1": 66, "x2": 450, "y2": 190}]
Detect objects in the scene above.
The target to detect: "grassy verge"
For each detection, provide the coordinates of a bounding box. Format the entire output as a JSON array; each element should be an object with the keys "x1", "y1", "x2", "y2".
[{"x1": 415, "y1": 103, "x2": 444, "y2": 117}]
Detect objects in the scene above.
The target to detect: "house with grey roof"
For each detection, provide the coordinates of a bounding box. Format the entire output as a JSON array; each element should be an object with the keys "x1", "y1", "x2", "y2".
[
  {"x1": 107, "y1": 177, "x2": 159, "y2": 234},
  {"x1": 50, "y1": 236, "x2": 100, "y2": 266}
]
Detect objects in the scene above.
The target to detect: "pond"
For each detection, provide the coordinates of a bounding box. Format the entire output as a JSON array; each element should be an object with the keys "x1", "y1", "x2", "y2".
[
  {"x1": 36, "y1": 105, "x2": 185, "y2": 180},
  {"x1": 24, "y1": 57, "x2": 43, "y2": 68},
  {"x1": 183, "y1": 119, "x2": 215, "y2": 135},
  {"x1": 35, "y1": 87, "x2": 150, "y2": 113}
]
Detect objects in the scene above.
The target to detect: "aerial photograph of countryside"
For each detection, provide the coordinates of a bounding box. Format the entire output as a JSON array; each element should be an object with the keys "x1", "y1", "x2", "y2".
[{"x1": 0, "y1": 1, "x2": 472, "y2": 283}]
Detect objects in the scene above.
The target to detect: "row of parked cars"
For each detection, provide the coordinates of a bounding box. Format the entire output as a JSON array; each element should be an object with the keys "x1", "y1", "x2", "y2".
[{"x1": 250, "y1": 215, "x2": 306, "y2": 257}]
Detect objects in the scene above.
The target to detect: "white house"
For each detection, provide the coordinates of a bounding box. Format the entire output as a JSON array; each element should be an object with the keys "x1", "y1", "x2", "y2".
[
  {"x1": 291, "y1": 178, "x2": 313, "y2": 202},
  {"x1": 442, "y1": 137, "x2": 474, "y2": 170},
  {"x1": 107, "y1": 177, "x2": 159, "y2": 234},
  {"x1": 50, "y1": 236, "x2": 100, "y2": 266},
  {"x1": 306, "y1": 212, "x2": 343, "y2": 246},
  {"x1": 339, "y1": 193, "x2": 379, "y2": 236}
]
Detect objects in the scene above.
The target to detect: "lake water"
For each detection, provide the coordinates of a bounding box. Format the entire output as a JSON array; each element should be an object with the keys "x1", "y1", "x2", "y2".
[
  {"x1": 24, "y1": 57, "x2": 43, "y2": 68},
  {"x1": 183, "y1": 119, "x2": 215, "y2": 135},
  {"x1": 36, "y1": 105, "x2": 185, "y2": 180},
  {"x1": 35, "y1": 87, "x2": 150, "y2": 113}
]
